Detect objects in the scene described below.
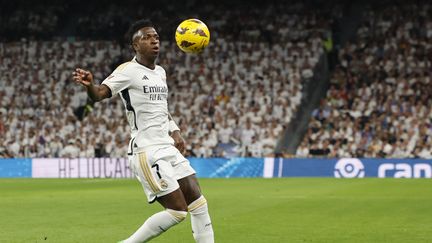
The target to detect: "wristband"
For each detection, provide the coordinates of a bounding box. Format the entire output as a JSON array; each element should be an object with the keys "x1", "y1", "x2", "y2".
[{"x1": 169, "y1": 120, "x2": 180, "y2": 132}]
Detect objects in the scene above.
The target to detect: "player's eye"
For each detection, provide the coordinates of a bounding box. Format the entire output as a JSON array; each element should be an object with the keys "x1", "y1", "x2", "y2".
[{"x1": 142, "y1": 35, "x2": 159, "y2": 41}]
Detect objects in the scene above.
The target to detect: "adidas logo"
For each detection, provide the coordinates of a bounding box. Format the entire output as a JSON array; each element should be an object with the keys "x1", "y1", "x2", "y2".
[{"x1": 142, "y1": 75, "x2": 149, "y2": 80}]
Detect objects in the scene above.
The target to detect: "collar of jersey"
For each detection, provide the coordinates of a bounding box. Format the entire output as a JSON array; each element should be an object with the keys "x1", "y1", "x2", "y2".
[{"x1": 132, "y1": 56, "x2": 157, "y2": 72}]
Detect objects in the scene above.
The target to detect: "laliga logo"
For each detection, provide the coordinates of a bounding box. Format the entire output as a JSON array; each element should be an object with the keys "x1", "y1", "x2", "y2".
[{"x1": 334, "y1": 158, "x2": 365, "y2": 178}]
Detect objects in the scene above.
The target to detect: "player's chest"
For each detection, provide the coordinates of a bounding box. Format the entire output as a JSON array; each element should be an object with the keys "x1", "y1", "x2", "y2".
[{"x1": 129, "y1": 72, "x2": 168, "y2": 102}]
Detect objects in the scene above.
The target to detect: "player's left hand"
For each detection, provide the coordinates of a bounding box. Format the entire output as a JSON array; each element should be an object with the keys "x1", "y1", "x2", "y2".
[{"x1": 171, "y1": 131, "x2": 186, "y2": 155}]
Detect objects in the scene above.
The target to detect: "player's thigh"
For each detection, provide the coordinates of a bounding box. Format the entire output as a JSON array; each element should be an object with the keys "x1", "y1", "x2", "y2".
[
  {"x1": 157, "y1": 188, "x2": 188, "y2": 211},
  {"x1": 178, "y1": 174, "x2": 202, "y2": 205}
]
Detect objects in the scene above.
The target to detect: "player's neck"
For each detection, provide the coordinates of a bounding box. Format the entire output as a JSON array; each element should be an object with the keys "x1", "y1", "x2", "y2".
[{"x1": 135, "y1": 55, "x2": 156, "y2": 70}]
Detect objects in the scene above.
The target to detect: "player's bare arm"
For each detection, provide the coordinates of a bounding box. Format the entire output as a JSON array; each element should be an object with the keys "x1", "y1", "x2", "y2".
[
  {"x1": 72, "y1": 68, "x2": 112, "y2": 102},
  {"x1": 168, "y1": 113, "x2": 186, "y2": 154}
]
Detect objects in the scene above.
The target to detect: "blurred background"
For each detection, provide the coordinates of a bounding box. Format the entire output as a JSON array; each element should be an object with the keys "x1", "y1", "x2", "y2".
[{"x1": 0, "y1": 0, "x2": 431, "y2": 161}]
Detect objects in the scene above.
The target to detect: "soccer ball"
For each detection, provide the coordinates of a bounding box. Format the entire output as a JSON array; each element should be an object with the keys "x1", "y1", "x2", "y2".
[{"x1": 175, "y1": 19, "x2": 210, "y2": 54}]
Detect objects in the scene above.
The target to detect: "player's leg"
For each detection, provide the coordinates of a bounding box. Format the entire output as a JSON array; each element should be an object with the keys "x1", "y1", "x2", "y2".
[
  {"x1": 178, "y1": 173, "x2": 201, "y2": 203},
  {"x1": 162, "y1": 145, "x2": 214, "y2": 243},
  {"x1": 121, "y1": 149, "x2": 188, "y2": 243},
  {"x1": 177, "y1": 173, "x2": 214, "y2": 243},
  {"x1": 122, "y1": 189, "x2": 188, "y2": 243}
]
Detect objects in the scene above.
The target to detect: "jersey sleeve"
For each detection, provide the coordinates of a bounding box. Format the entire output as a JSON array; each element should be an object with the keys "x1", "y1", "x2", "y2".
[{"x1": 101, "y1": 63, "x2": 132, "y2": 96}]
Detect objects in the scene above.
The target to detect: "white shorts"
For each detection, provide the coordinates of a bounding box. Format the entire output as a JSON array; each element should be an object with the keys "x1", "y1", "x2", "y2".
[{"x1": 128, "y1": 144, "x2": 196, "y2": 203}]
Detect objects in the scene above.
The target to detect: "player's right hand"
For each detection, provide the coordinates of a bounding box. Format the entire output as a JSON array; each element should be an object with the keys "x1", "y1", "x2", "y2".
[{"x1": 72, "y1": 68, "x2": 94, "y2": 87}]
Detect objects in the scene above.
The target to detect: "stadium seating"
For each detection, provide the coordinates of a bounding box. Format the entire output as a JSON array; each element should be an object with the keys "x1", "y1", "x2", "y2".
[
  {"x1": 296, "y1": 2, "x2": 432, "y2": 158},
  {"x1": 0, "y1": 1, "x2": 332, "y2": 158}
]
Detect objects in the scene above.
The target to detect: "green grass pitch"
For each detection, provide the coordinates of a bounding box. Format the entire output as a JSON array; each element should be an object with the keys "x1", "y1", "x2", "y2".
[{"x1": 1, "y1": 178, "x2": 431, "y2": 243}]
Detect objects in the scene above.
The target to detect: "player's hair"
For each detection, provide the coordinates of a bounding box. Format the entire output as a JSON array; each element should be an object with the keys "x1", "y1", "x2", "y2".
[{"x1": 126, "y1": 19, "x2": 155, "y2": 49}]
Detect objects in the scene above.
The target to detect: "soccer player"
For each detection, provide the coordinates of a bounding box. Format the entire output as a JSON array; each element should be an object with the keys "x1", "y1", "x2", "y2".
[{"x1": 72, "y1": 19, "x2": 214, "y2": 243}]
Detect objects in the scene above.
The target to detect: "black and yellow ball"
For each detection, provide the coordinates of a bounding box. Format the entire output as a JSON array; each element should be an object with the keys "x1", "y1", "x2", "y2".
[{"x1": 175, "y1": 19, "x2": 210, "y2": 54}]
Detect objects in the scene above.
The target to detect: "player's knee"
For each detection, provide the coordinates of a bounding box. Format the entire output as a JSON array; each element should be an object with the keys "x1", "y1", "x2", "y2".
[
  {"x1": 169, "y1": 200, "x2": 188, "y2": 212},
  {"x1": 188, "y1": 195, "x2": 208, "y2": 215},
  {"x1": 166, "y1": 209, "x2": 188, "y2": 223}
]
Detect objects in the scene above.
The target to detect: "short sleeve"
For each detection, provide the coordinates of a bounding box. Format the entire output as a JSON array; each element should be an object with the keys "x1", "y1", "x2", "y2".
[{"x1": 101, "y1": 65, "x2": 132, "y2": 96}]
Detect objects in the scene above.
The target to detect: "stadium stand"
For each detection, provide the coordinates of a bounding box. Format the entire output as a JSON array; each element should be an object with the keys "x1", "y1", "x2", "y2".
[
  {"x1": 0, "y1": 0, "x2": 333, "y2": 158},
  {"x1": 296, "y1": 2, "x2": 432, "y2": 158}
]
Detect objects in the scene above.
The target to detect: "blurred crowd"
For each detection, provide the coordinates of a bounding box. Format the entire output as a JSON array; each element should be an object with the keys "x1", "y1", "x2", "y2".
[
  {"x1": 5, "y1": 0, "x2": 431, "y2": 159},
  {"x1": 0, "y1": 0, "x2": 332, "y2": 42},
  {"x1": 0, "y1": 2, "x2": 66, "y2": 40},
  {"x1": 168, "y1": 37, "x2": 323, "y2": 157},
  {"x1": 0, "y1": 1, "x2": 330, "y2": 158},
  {"x1": 297, "y1": 3, "x2": 432, "y2": 158},
  {"x1": 0, "y1": 41, "x2": 128, "y2": 158}
]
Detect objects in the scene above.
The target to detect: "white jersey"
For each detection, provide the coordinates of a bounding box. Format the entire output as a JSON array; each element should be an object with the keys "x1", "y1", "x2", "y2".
[{"x1": 101, "y1": 57, "x2": 174, "y2": 148}]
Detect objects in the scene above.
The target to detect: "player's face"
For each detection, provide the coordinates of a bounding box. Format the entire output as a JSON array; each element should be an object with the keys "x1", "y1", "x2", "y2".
[{"x1": 133, "y1": 27, "x2": 160, "y2": 58}]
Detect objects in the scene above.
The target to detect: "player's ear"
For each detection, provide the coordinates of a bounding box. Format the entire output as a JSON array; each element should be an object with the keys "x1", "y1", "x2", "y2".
[{"x1": 132, "y1": 41, "x2": 139, "y2": 52}]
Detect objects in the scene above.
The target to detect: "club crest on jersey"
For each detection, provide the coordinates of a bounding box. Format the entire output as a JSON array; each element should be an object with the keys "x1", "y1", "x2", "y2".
[{"x1": 159, "y1": 179, "x2": 168, "y2": 189}]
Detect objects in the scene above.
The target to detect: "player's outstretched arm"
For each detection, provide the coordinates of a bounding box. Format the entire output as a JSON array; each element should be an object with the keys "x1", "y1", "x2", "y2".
[{"x1": 72, "y1": 68, "x2": 112, "y2": 102}]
